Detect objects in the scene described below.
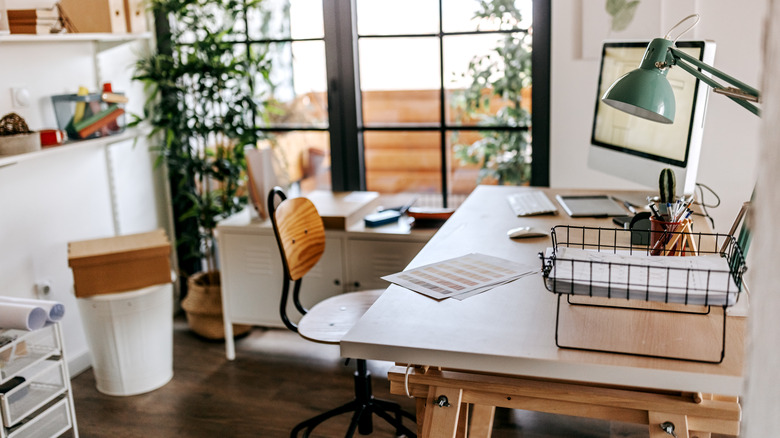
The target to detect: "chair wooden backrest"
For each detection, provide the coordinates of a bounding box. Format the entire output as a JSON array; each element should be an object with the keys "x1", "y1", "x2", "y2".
[{"x1": 267, "y1": 187, "x2": 326, "y2": 332}]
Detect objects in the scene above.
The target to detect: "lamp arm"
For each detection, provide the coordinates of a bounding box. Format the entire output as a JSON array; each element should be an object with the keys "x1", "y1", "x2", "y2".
[{"x1": 669, "y1": 46, "x2": 760, "y2": 116}]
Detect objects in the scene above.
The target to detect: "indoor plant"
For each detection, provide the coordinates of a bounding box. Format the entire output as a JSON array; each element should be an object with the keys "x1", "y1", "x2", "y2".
[{"x1": 133, "y1": 0, "x2": 271, "y2": 339}]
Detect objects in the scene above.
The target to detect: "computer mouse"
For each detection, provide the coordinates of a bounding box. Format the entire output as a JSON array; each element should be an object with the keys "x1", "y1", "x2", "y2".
[{"x1": 507, "y1": 226, "x2": 548, "y2": 239}]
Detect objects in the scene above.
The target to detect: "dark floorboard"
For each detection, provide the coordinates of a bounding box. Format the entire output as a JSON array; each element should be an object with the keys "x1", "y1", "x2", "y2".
[{"x1": 66, "y1": 317, "x2": 724, "y2": 437}]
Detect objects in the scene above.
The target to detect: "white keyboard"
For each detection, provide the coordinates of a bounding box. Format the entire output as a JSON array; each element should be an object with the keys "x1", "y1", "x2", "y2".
[{"x1": 507, "y1": 190, "x2": 558, "y2": 216}]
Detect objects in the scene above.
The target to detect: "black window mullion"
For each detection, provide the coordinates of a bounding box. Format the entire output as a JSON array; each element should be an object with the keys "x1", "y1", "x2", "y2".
[
  {"x1": 531, "y1": 0, "x2": 551, "y2": 186},
  {"x1": 438, "y1": 0, "x2": 448, "y2": 207},
  {"x1": 323, "y1": 0, "x2": 364, "y2": 191}
]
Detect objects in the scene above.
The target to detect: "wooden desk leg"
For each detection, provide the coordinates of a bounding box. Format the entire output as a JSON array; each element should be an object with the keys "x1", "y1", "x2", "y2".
[
  {"x1": 468, "y1": 405, "x2": 495, "y2": 438},
  {"x1": 455, "y1": 404, "x2": 468, "y2": 438},
  {"x1": 422, "y1": 386, "x2": 463, "y2": 438},
  {"x1": 649, "y1": 412, "x2": 690, "y2": 438}
]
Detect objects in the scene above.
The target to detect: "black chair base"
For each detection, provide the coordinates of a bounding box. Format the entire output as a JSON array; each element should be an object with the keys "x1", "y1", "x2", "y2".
[{"x1": 291, "y1": 359, "x2": 417, "y2": 438}]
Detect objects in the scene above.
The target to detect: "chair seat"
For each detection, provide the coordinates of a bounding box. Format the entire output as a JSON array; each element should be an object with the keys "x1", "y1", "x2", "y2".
[{"x1": 297, "y1": 289, "x2": 384, "y2": 344}]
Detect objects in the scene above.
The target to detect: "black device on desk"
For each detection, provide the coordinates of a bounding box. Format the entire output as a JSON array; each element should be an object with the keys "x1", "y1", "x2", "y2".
[
  {"x1": 612, "y1": 212, "x2": 652, "y2": 245},
  {"x1": 364, "y1": 196, "x2": 417, "y2": 227}
]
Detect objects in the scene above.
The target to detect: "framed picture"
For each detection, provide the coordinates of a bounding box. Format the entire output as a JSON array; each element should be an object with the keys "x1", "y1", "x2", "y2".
[
  {"x1": 581, "y1": 0, "x2": 662, "y2": 60},
  {"x1": 0, "y1": 0, "x2": 9, "y2": 35}
]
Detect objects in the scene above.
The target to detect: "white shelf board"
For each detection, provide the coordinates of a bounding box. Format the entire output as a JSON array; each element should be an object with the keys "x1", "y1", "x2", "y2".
[
  {"x1": 0, "y1": 32, "x2": 153, "y2": 44},
  {"x1": 0, "y1": 126, "x2": 149, "y2": 169}
]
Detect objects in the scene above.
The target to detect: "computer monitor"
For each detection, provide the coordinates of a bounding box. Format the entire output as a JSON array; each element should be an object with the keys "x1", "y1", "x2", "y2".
[{"x1": 588, "y1": 40, "x2": 716, "y2": 198}]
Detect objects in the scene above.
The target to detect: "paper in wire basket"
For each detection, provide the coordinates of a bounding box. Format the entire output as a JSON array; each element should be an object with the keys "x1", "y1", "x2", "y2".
[{"x1": 543, "y1": 247, "x2": 740, "y2": 306}]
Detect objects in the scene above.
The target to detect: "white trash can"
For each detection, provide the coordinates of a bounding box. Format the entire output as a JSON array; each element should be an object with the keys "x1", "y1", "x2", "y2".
[{"x1": 77, "y1": 283, "x2": 173, "y2": 396}]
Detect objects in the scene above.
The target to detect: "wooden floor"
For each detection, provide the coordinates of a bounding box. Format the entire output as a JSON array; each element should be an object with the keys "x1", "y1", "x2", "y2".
[{"x1": 66, "y1": 317, "x2": 725, "y2": 438}]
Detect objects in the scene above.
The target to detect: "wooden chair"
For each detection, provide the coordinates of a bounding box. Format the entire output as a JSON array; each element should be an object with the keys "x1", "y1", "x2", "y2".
[{"x1": 267, "y1": 187, "x2": 417, "y2": 438}]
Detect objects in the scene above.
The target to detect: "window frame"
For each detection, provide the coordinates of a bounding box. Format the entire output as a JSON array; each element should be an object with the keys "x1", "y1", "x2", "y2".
[{"x1": 326, "y1": 0, "x2": 551, "y2": 199}]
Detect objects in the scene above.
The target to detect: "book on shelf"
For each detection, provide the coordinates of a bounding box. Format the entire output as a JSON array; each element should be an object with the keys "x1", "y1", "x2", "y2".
[
  {"x1": 6, "y1": 8, "x2": 59, "y2": 20},
  {"x1": 8, "y1": 23, "x2": 56, "y2": 34},
  {"x1": 7, "y1": 8, "x2": 60, "y2": 34},
  {"x1": 8, "y1": 18, "x2": 59, "y2": 25}
]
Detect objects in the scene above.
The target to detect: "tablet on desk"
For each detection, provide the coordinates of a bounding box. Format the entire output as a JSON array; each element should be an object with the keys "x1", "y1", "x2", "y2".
[{"x1": 555, "y1": 195, "x2": 628, "y2": 217}]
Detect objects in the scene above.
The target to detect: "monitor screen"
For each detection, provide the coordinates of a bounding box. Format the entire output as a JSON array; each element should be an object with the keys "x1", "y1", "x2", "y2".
[{"x1": 588, "y1": 40, "x2": 715, "y2": 196}]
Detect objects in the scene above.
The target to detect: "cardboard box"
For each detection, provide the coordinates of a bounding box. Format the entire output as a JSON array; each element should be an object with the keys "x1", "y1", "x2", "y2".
[
  {"x1": 68, "y1": 230, "x2": 171, "y2": 297},
  {"x1": 58, "y1": 0, "x2": 126, "y2": 33},
  {"x1": 305, "y1": 191, "x2": 380, "y2": 230}
]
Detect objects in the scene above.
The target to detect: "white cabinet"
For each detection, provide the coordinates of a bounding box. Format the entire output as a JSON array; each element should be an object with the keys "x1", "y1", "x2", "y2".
[
  {"x1": 0, "y1": 324, "x2": 77, "y2": 438},
  {"x1": 345, "y1": 239, "x2": 426, "y2": 291},
  {"x1": 219, "y1": 232, "x2": 344, "y2": 328},
  {"x1": 217, "y1": 209, "x2": 435, "y2": 359}
]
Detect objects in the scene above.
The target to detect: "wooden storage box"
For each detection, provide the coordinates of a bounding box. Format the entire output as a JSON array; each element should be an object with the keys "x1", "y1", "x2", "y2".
[{"x1": 68, "y1": 230, "x2": 171, "y2": 298}]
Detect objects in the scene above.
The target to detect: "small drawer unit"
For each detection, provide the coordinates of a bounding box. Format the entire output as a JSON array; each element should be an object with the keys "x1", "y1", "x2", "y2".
[
  {"x1": 0, "y1": 326, "x2": 60, "y2": 381},
  {"x1": 6, "y1": 398, "x2": 72, "y2": 438},
  {"x1": 0, "y1": 324, "x2": 78, "y2": 438}
]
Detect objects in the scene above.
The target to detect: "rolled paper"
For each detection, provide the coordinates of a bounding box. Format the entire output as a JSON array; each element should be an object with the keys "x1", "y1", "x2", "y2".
[
  {"x1": 0, "y1": 304, "x2": 47, "y2": 331},
  {"x1": 0, "y1": 297, "x2": 65, "y2": 323}
]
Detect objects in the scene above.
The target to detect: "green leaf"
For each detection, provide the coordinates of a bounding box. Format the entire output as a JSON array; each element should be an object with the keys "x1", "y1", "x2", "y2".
[
  {"x1": 605, "y1": 0, "x2": 626, "y2": 16},
  {"x1": 611, "y1": 0, "x2": 641, "y2": 32}
]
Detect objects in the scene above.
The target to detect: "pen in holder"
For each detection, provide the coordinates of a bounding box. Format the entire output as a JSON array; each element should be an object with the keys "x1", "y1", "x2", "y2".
[{"x1": 650, "y1": 217, "x2": 696, "y2": 256}]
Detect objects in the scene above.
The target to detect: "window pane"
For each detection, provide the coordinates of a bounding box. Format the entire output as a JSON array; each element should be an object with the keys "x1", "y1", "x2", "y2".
[
  {"x1": 449, "y1": 129, "x2": 531, "y2": 188},
  {"x1": 359, "y1": 38, "x2": 441, "y2": 126},
  {"x1": 364, "y1": 131, "x2": 441, "y2": 194},
  {"x1": 444, "y1": 33, "x2": 532, "y2": 126},
  {"x1": 251, "y1": 42, "x2": 328, "y2": 128},
  {"x1": 356, "y1": 0, "x2": 439, "y2": 35},
  {"x1": 442, "y1": 0, "x2": 532, "y2": 33},
  {"x1": 246, "y1": 0, "x2": 324, "y2": 40},
  {"x1": 265, "y1": 131, "x2": 331, "y2": 191}
]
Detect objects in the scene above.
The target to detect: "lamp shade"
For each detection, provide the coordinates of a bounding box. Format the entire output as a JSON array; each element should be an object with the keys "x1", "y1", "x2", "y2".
[{"x1": 601, "y1": 38, "x2": 677, "y2": 124}]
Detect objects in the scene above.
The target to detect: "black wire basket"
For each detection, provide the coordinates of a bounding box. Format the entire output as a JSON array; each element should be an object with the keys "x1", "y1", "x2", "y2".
[{"x1": 538, "y1": 225, "x2": 748, "y2": 363}]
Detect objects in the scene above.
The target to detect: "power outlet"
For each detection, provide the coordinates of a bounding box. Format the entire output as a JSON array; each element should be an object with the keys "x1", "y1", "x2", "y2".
[{"x1": 10, "y1": 87, "x2": 31, "y2": 108}]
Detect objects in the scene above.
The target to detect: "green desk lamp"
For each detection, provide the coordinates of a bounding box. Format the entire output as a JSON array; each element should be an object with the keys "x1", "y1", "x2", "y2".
[
  {"x1": 601, "y1": 15, "x2": 759, "y2": 257},
  {"x1": 602, "y1": 14, "x2": 761, "y2": 122}
]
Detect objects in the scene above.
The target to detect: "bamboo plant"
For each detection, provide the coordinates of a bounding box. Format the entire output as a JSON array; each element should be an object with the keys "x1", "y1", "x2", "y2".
[{"x1": 133, "y1": 0, "x2": 271, "y2": 286}]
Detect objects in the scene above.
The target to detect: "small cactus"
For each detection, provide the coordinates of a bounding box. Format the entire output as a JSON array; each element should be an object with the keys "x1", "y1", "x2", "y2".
[{"x1": 659, "y1": 168, "x2": 676, "y2": 203}]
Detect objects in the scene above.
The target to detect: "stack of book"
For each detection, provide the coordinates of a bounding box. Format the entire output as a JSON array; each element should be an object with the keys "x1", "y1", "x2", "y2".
[{"x1": 7, "y1": 8, "x2": 61, "y2": 34}]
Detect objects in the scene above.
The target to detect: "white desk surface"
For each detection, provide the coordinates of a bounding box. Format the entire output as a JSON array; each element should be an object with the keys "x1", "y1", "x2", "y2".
[{"x1": 341, "y1": 185, "x2": 746, "y2": 396}]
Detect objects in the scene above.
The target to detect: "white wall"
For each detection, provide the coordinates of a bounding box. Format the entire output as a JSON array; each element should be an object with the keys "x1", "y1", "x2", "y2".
[
  {"x1": 550, "y1": 0, "x2": 764, "y2": 233},
  {"x1": 743, "y1": 1, "x2": 780, "y2": 433},
  {"x1": 0, "y1": 38, "x2": 170, "y2": 374}
]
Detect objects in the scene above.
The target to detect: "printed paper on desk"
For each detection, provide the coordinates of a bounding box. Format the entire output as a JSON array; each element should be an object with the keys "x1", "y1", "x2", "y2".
[{"x1": 382, "y1": 253, "x2": 537, "y2": 300}]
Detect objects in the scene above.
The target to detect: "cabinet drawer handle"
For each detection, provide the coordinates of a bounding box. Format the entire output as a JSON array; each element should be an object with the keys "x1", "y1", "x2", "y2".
[
  {"x1": 353, "y1": 281, "x2": 360, "y2": 288},
  {"x1": 334, "y1": 279, "x2": 341, "y2": 286}
]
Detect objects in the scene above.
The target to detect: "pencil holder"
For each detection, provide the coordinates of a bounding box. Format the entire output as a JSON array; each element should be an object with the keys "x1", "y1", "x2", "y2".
[{"x1": 649, "y1": 217, "x2": 680, "y2": 253}]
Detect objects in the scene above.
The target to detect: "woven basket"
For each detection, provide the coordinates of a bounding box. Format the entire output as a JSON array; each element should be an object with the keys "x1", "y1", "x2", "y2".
[{"x1": 182, "y1": 271, "x2": 251, "y2": 340}]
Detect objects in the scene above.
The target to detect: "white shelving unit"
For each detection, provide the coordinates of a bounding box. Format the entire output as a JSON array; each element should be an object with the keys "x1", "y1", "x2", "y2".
[
  {"x1": 0, "y1": 323, "x2": 77, "y2": 438},
  {"x1": 0, "y1": 26, "x2": 169, "y2": 389},
  {"x1": 0, "y1": 126, "x2": 148, "y2": 170}
]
